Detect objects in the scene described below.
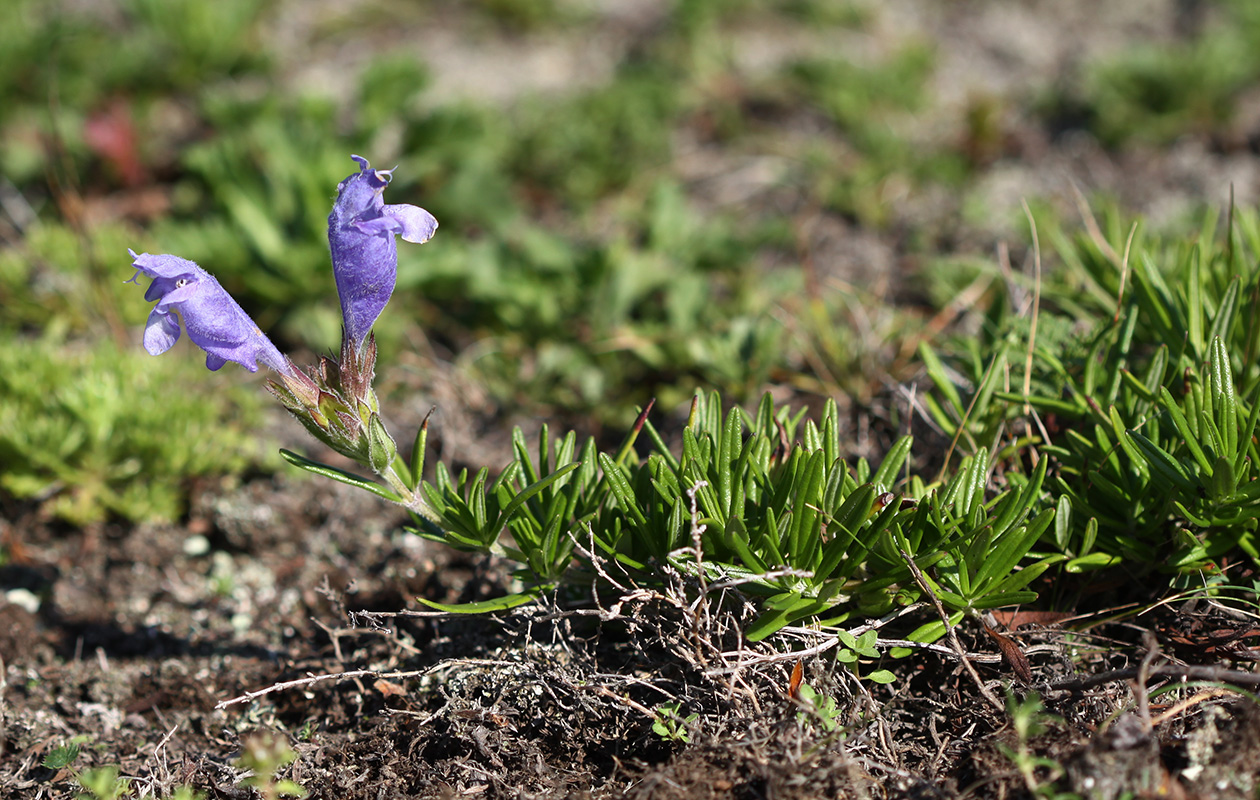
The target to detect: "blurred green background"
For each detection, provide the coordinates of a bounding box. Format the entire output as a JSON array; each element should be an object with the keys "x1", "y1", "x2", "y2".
[{"x1": 4, "y1": 0, "x2": 1260, "y2": 524}]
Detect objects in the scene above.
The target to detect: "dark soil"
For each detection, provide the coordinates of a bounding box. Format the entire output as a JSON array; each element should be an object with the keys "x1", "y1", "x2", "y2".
[
  {"x1": 4, "y1": 462, "x2": 1260, "y2": 799},
  {"x1": 7, "y1": 1, "x2": 1260, "y2": 798}
]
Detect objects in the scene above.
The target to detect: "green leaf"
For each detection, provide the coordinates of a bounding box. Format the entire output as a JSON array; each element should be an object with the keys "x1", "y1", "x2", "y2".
[
  {"x1": 406, "y1": 409, "x2": 433, "y2": 492},
  {"x1": 1160, "y1": 386, "x2": 1213, "y2": 475},
  {"x1": 279, "y1": 449, "x2": 400, "y2": 502},
  {"x1": 1065, "y1": 552, "x2": 1122, "y2": 573},
  {"x1": 1209, "y1": 335, "x2": 1238, "y2": 458},
  {"x1": 746, "y1": 592, "x2": 830, "y2": 642},
  {"x1": 416, "y1": 585, "x2": 555, "y2": 613},
  {"x1": 870, "y1": 436, "x2": 913, "y2": 490},
  {"x1": 598, "y1": 452, "x2": 650, "y2": 529},
  {"x1": 723, "y1": 516, "x2": 768, "y2": 572},
  {"x1": 973, "y1": 508, "x2": 1055, "y2": 594},
  {"x1": 919, "y1": 342, "x2": 964, "y2": 416},
  {"x1": 1210, "y1": 455, "x2": 1236, "y2": 505},
  {"x1": 489, "y1": 462, "x2": 582, "y2": 536},
  {"x1": 366, "y1": 412, "x2": 397, "y2": 475},
  {"x1": 42, "y1": 742, "x2": 80, "y2": 770}
]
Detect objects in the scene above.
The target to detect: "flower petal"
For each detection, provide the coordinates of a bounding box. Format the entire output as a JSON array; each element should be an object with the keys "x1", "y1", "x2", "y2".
[
  {"x1": 328, "y1": 155, "x2": 438, "y2": 352},
  {"x1": 143, "y1": 308, "x2": 181, "y2": 355},
  {"x1": 385, "y1": 204, "x2": 438, "y2": 244},
  {"x1": 128, "y1": 250, "x2": 293, "y2": 376}
]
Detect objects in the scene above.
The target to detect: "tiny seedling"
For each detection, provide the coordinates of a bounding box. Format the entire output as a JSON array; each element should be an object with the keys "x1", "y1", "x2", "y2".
[
  {"x1": 795, "y1": 682, "x2": 843, "y2": 733},
  {"x1": 652, "y1": 701, "x2": 698, "y2": 743},
  {"x1": 237, "y1": 731, "x2": 308, "y2": 800},
  {"x1": 836, "y1": 629, "x2": 896, "y2": 685},
  {"x1": 43, "y1": 740, "x2": 82, "y2": 771},
  {"x1": 998, "y1": 692, "x2": 1068, "y2": 798},
  {"x1": 75, "y1": 766, "x2": 132, "y2": 800}
]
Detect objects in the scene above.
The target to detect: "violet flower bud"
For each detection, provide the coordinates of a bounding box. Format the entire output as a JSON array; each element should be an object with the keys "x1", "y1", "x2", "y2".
[
  {"x1": 329, "y1": 155, "x2": 437, "y2": 353},
  {"x1": 126, "y1": 250, "x2": 296, "y2": 376}
]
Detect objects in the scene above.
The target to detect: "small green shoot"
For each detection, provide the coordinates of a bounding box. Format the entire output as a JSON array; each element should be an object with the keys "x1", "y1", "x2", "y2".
[
  {"x1": 75, "y1": 766, "x2": 132, "y2": 800},
  {"x1": 997, "y1": 692, "x2": 1067, "y2": 798},
  {"x1": 43, "y1": 740, "x2": 83, "y2": 770},
  {"x1": 237, "y1": 731, "x2": 308, "y2": 800},
  {"x1": 652, "y1": 701, "x2": 698, "y2": 743},
  {"x1": 836, "y1": 630, "x2": 896, "y2": 685},
  {"x1": 795, "y1": 682, "x2": 843, "y2": 732}
]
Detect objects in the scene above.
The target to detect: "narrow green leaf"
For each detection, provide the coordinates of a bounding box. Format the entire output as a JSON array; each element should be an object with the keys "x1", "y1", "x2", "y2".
[
  {"x1": 870, "y1": 436, "x2": 913, "y2": 491},
  {"x1": 1208, "y1": 276, "x2": 1241, "y2": 346},
  {"x1": 991, "y1": 554, "x2": 1065, "y2": 595},
  {"x1": 416, "y1": 585, "x2": 555, "y2": 613},
  {"x1": 1054, "y1": 494, "x2": 1072, "y2": 551},
  {"x1": 723, "y1": 516, "x2": 767, "y2": 573},
  {"x1": 280, "y1": 449, "x2": 400, "y2": 502},
  {"x1": 1129, "y1": 431, "x2": 1196, "y2": 492},
  {"x1": 598, "y1": 453, "x2": 649, "y2": 528},
  {"x1": 970, "y1": 590, "x2": 1038, "y2": 609},
  {"x1": 489, "y1": 463, "x2": 581, "y2": 535},
  {"x1": 1188, "y1": 248, "x2": 1203, "y2": 357},
  {"x1": 407, "y1": 410, "x2": 433, "y2": 492},
  {"x1": 1065, "y1": 552, "x2": 1122, "y2": 573},
  {"x1": 992, "y1": 456, "x2": 1047, "y2": 538},
  {"x1": 1160, "y1": 387, "x2": 1213, "y2": 475},
  {"x1": 974, "y1": 508, "x2": 1055, "y2": 591},
  {"x1": 746, "y1": 593, "x2": 829, "y2": 642},
  {"x1": 1210, "y1": 336, "x2": 1238, "y2": 457},
  {"x1": 919, "y1": 342, "x2": 964, "y2": 415},
  {"x1": 788, "y1": 450, "x2": 828, "y2": 566},
  {"x1": 1210, "y1": 455, "x2": 1236, "y2": 505},
  {"x1": 993, "y1": 392, "x2": 1084, "y2": 416}
]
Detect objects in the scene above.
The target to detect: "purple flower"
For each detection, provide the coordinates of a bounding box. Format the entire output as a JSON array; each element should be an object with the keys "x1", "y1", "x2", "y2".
[
  {"x1": 127, "y1": 250, "x2": 295, "y2": 376},
  {"x1": 329, "y1": 155, "x2": 437, "y2": 352}
]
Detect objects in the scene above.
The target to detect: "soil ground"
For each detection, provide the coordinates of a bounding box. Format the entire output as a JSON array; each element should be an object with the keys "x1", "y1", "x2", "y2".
[{"x1": 6, "y1": 1, "x2": 1260, "y2": 798}]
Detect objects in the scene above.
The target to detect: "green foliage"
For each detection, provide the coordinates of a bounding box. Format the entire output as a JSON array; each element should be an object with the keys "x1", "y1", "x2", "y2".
[
  {"x1": 921, "y1": 205, "x2": 1260, "y2": 579},
  {"x1": 0, "y1": 0, "x2": 272, "y2": 186},
  {"x1": 1045, "y1": 2, "x2": 1260, "y2": 146},
  {"x1": 836, "y1": 629, "x2": 896, "y2": 684},
  {"x1": 76, "y1": 766, "x2": 132, "y2": 800},
  {"x1": 768, "y1": 42, "x2": 967, "y2": 225},
  {"x1": 512, "y1": 69, "x2": 678, "y2": 208},
  {"x1": 0, "y1": 334, "x2": 271, "y2": 524},
  {"x1": 43, "y1": 740, "x2": 83, "y2": 770},
  {"x1": 237, "y1": 731, "x2": 308, "y2": 800},
  {"x1": 652, "y1": 701, "x2": 698, "y2": 743},
  {"x1": 0, "y1": 222, "x2": 145, "y2": 336},
  {"x1": 795, "y1": 681, "x2": 843, "y2": 731},
  {"x1": 395, "y1": 389, "x2": 1056, "y2": 645}
]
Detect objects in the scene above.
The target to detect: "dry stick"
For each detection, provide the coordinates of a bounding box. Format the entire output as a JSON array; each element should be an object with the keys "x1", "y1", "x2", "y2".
[
  {"x1": 897, "y1": 546, "x2": 1004, "y2": 711},
  {"x1": 1150, "y1": 687, "x2": 1239, "y2": 727},
  {"x1": 1132, "y1": 631, "x2": 1162, "y2": 729},
  {"x1": 216, "y1": 668, "x2": 428, "y2": 709},
  {"x1": 1019, "y1": 201, "x2": 1042, "y2": 423},
  {"x1": 1049, "y1": 663, "x2": 1260, "y2": 692},
  {"x1": 1017, "y1": 203, "x2": 1053, "y2": 461},
  {"x1": 685, "y1": 480, "x2": 713, "y2": 670}
]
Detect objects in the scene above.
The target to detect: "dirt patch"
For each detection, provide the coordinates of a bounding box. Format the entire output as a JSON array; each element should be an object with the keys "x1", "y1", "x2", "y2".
[{"x1": 4, "y1": 471, "x2": 1260, "y2": 797}]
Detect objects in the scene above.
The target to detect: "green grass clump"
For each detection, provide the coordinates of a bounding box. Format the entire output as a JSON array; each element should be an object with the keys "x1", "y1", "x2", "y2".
[
  {"x1": 1044, "y1": 1, "x2": 1260, "y2": 147},
  {"x1": 919, "y1": 205, "x2": 1260, "y2": 576},
  {"x1": 0, "y1": 334, "x2": 271, "y2": 525},
  {"x1": 276, "y1": 202, "x2": 1251, "y2": 655}
]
